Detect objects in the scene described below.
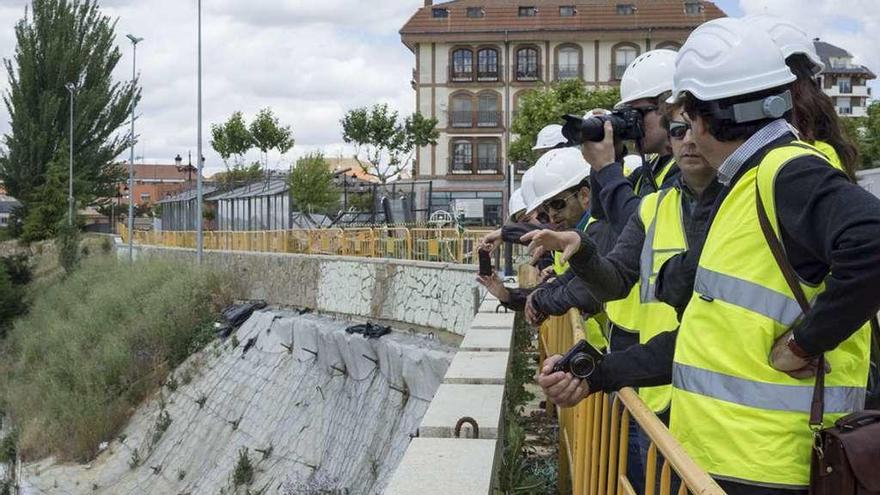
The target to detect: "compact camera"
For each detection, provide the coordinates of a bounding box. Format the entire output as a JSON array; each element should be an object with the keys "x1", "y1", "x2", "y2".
[{"x1": 552, "y1": 339, "x2": 605, "y2": 379}]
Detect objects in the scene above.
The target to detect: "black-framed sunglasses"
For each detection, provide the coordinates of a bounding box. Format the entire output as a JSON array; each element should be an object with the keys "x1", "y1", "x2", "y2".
[
  {"x1": 631, "y1": 104, "x2": 658, "y2": 117},
  {"x1": 667, "y1": 120, "x2": 691, "y2": 140},
  {"x1": 545, "y1": 191, "x2": 577, "y2": 211}
]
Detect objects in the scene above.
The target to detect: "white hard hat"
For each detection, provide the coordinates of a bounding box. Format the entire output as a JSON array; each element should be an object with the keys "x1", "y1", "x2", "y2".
[
  {"x1": 584, "y1": 108, "x2": 611, "y2": 118},
  {"x1": 520, "y1": 167, "x2": 538, "y2": 213},
  {"x1": 617, "y1": 49, "x2": 678, "y2": 108},
  {"x1": 746, "y1": 14, "x2": 825, "y2": 75},
  {"x1": 508, "y1": 188, "x2": 526, "y2": 220},
  {"x1": 522, "y1": 148, "x2": 591, "y2": 213},
  {"x1": 622, "y1": 154, "x2": 643, "y2": 175},
  {"x1": 668, "y1": 17, "x2": 796, "y2": 105},
  {"x1": 532, "y1": 124, "x2": 567, "y2": 150}
]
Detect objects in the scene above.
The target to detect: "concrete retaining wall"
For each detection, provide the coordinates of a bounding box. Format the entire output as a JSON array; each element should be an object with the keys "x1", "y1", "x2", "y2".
[{"x1": 128, "y1": 245, "x2": 480, "y2": 336}]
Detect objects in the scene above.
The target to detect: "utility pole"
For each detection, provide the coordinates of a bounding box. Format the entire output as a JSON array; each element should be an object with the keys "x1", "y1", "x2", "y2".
[
  {"x1": 126, "y1": 34, "x2": 144, "y2": 262},
  {"x1": 65, "y1": 82, "x2": 76, "y2": 226},
  {"x1": 196, "y1": 0, "x2": 204, "y2": 264}
]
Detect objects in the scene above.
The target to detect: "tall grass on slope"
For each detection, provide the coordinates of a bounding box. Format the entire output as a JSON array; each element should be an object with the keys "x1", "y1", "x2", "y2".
[{"x1": 1, "y1": 256, "x2": 235, "y2": 462}]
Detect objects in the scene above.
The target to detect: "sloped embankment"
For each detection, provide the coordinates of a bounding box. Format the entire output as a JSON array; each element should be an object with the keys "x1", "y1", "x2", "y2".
[{"x1": 21, "y1": 310, "x2": 455, "y2": 494}]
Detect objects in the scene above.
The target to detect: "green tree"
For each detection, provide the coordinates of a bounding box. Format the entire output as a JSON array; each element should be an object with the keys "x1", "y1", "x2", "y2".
[
  {"x1": 210, "y1": 110, "x2": 256, "y2": 182},
  {"x1": 341, "y1": 104, "x2": 439, "y2": 183},
  {"x1": 509, "y1": 80, "x2": 620, "y2": 169},
  {"x1": 0, "y1": 0, "x2": 140, "y2": 241},
  {"x1": 249, "y1": 108, "x2": 295, "y2": 170},
  {"x1": 845, "y1": 102, "x2": 880, "y2": 169},
  {"x1": 289, "y1": 152, "x2": 339, "y2": 214}
]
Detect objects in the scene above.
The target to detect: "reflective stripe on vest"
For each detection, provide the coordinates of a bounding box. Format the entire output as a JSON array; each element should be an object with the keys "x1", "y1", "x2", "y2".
[{"x1": 670, "y1": 142, "x2": 871, "y2": 488}]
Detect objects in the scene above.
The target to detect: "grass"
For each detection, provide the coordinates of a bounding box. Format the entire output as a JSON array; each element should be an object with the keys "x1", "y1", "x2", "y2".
[{"x1": 0, "y1": 256, "x2": 235, "y2": 462}]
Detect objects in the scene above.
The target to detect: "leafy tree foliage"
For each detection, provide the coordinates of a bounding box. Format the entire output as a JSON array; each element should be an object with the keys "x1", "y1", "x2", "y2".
[
  {"x1": 509, "y1": 80, "x2": 620, "y2": 169},
  {"x1": 841, "y1": 101, "x2": 880, "y2": 169},
  {"x1": 341, "y1": 104, "x2": 438, "y2": 183},
  {"x1": 211, "y1": 109, "x2": 295, "y2": 184},
  {"x1": 288, "y1": 152, "x2": 339, "y2": 214},
  {"x1": 0, "y1": 0, "x2": 140, "y2": 241},
  {"x1": 249, "y1": 108, "x2": 294, "y2": 170}
]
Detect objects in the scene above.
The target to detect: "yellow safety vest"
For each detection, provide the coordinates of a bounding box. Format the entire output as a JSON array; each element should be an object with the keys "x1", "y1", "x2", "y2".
[
  {"x1": 552, "y1": 218, "x2": 609, "y2": 350},
  {"x1": 670, "y1": 142, "x2": 871, "y2": 488},
  {"x1": 630, "y1": 187, "x2": 688, "y2": 412},
  {"x1": 634, "y1": 155, "x2": 677, "y2": 196},
  {"x1": 812, "y1": 140, "x2": 843, "y2": 171},
  {"x1": 604, "y1": 157, "x2": 677, "y2": 336}
]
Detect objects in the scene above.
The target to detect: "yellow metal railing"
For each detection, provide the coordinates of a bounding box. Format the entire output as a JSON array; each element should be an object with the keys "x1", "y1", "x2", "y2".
[
  {"x1": 520, "y1": 266, "x2": 725, "y2": 495},
  {"x1": 117, "y1": 224, "x2": 516, "y2": 266}
]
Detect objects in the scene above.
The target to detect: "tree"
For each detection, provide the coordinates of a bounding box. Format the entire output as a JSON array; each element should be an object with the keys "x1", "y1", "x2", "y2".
[
  {"x1": 840, "y1": 102, "x2": 880, "y2": 169},
  {"x1": 341, "y1": 104, "x2": 438, "y2": 183},
  {"x1": 509, "y1": 80, "x2": 620, "y2": 169},
  {"x1": 249, "y1": 108, "x2": 294, "y2": 170},
  {"x1": 210, "y1": 111, "x2": 254, "y2": 168},
  {"x1": 288, "y1": 152, "x2": 339, "y2": 214},
  {"x1": 211, "y1": 162, "x2": 263, "y2": 187},
  {"x1": 0, "y1": 0, "x2": 140, "y2": 241}
]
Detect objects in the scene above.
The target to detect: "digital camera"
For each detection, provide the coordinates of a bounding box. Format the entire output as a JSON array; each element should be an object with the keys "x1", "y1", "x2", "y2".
[
  {"x1": 561, "y1": 107, "x2": 645, "y2": 145},
  {"x1": 552, "y1": 339, "x2": 605, "y2": 379}
]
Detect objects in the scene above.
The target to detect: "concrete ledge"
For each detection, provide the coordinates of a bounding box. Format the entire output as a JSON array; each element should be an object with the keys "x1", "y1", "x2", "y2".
[
  {"x1": 478, "y1": 299, "x2": 509, "y2": 314},
  {"x1": 460, "y1": 328, "x2": 512, "y2": 352},
  {"x1": 443, "y1": 351, "x2": 509, "y2": 385},
  {"x1": 469, "y1": 312, "x2": 516, "y2": 329},
  {"x1": 384, "y1": 438, "x2": 498, "y2": 495},
  {"x1": 419, "y1": 384, "x2": 505, "y2": 439}
]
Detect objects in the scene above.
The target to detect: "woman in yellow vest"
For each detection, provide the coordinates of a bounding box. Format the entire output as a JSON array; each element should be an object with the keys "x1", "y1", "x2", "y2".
[{"x1": 532, "y1": 17, "x2": 880, "y2": 495}]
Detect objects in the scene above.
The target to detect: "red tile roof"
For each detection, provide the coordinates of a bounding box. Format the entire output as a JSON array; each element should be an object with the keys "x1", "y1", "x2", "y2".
[
  {"x1": 128, "y1": 164, "x2": 197, "y2": 182},
  {"x1": 401, "y1": 0, "x2": 725, "y2": 47}
]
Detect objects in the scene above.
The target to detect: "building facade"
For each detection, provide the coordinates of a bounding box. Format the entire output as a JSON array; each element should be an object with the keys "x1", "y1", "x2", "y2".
[
  {"x1": 117, "y1": 163, "x2": 201, "y2": 207},
  {"x1": 814, "y1": 40, "x2": 875, "y2": 118},
  {"x1": 400, "y1": 0, "x2": 725, "y2": 225}
]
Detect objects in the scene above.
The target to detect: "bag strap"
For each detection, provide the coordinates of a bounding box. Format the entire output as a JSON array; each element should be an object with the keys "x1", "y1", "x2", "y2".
[{"x1": 755, "y1": 184, "x2": 827, "y2": 427}]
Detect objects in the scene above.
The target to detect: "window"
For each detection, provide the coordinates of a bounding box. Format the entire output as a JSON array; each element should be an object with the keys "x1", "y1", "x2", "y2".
[
  {"x1": 557, "y1": 46, "x2": 580, "y2": 79},
  {"x1": 452, "y1": 140, "x2": 473, "y2": 173},
  {"x1": 451, "y1": 49, "x2": 473, "y2": 81},
  {"x1": 839, "y1": 77, "x2": 852, "y2": 94},
  {"x1": 518, "y1": 6, "x2": 537, "y2": 17},
  {"x1": 450, "y1": 94, "x2": 473, "y2": 127},
  {"x1": 467, "y1": 7, "x2": 484, "y2": 18},
  {"x1": 516, "y1": 47, "x2": 540, "y2": 80},
  {"x1": 613, "y1": 44, "x2": 639, "y2": 79},
  {"x1": 477, "y1": 48, "x2": 499, "y2": 80},
  {"x1": 432, "y1": 8, "x2": 449, "y2": 18},
  {"x1": 140, "y1": 193, "x2": 151, "y2": 203},
  {"x1": 477, "y1": 141, "x2": 500, "y2": 173},
  {"x1": 477, "y1": 93, "x2": 500, "y2": 127},
  {"x1": 684, "y1": 1, "x2": 704, "y2": 15},
  {"x1": 838, "y1": 97, "x2": 852, "y2": 115},
  {"x1": 559, "y1": 5, "x2": 576, "y2": 16},
  {"x1": 616, "y1": 3, "x2": 636, "y2": 15}
]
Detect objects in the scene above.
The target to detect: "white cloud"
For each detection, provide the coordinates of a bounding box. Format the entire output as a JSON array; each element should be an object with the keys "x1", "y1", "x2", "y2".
[{"x1": 0, "y1": 0, "x2": 419, "y2": 176}]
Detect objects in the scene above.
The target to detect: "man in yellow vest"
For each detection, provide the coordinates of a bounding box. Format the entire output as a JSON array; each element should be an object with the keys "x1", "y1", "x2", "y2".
[{"x1": 530, "y1": 17, "x2": 880, "y2": 495}]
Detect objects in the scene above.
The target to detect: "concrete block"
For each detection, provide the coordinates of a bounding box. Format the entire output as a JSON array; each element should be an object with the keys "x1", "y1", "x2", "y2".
[
  {"x1": 419, "y1": 384, "x2": 504, "y2": 439},
  {"x1": 469, "y1": 312, "x2": 515, "y2": 329},
  {"x1": 478, "y1": 299, "x2": 511, "y2": 314},
  {"x1": 460, "y1": 329, "x2": 512, "y2": 352},
  {"x1": 384, "y1": 438, "x2": 498, "y2": 495},
  {"x1": 443, "y1": 352, "x2": 509, "y2": 384}
]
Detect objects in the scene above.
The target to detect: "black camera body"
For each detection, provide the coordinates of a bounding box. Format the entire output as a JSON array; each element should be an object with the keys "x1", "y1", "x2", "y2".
[
  {"x1": 552, "y1": 339, "x2": 605, "y2": 379},
  {"x1": 478, "y1": 249, "x2": 493, "y2": 276},
  {"x1": 561, "y1": 107, "x2": 645, "y2": 145}
]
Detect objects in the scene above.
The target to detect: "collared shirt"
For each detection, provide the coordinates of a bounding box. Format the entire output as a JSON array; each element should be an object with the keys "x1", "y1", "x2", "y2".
[{"x1": 716, "y1": 119, "x2": 797, "y2": 186}]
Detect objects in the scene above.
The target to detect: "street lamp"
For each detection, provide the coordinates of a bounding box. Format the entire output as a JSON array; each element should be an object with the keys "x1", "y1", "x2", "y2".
[
  {"x1": 65, "y1": 82, "x2": 76, "y2": 226},
  {"x1": 126, "y1": 33, "x2": 144, "y2": 263},
  {"x1": 196, "y1": 0, "x2": 204, "y2": 264}
]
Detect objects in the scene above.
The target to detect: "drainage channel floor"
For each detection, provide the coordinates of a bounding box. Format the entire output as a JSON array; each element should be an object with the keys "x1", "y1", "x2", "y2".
[{"x1": 20, "y1": 309, "x2": 456, "y2": 495}]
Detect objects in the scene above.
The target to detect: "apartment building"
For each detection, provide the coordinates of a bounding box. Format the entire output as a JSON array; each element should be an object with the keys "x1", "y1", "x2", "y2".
[
  {"x1": 399, "y1": 0, "x2": 725, "y2": 224},
  {"x1": 814, "y1": 40, "x2": 875, "y2": 118},
  {"x1": 118, "y1": 163, "x2": 200, "y2": 207}
]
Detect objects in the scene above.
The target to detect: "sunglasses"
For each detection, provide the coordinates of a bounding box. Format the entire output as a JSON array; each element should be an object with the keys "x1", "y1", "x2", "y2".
[
  {"x1": 667, "y1": 120, "x2": 691, "y2": 140},
  {"x1": 545, "y1": 191, "x2": 577, "y2": 211},
  {"x1": 632, "y1": 104, "x2": 658, "y2": 116}
]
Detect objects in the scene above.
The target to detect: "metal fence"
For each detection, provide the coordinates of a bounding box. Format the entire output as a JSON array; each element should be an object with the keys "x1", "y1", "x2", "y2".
[
  {"x1": 119, "y1": 224, "x2": 514, "y2": 266},
  {"x1": 521, "y1": 267, "x2": 725, "y2": 495}
]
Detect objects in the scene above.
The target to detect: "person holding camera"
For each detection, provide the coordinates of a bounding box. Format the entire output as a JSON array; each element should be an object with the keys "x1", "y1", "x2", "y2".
[{"x1": 529, "y1": 17, "x2": 880, "y2": 494}]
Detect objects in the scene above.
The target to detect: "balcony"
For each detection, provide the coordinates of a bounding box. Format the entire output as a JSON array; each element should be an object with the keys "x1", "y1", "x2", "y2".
[
  {"x1": 448, "y1": 158, "x2": 501, "y2": 175},
  {"x1": 477, "y1": 157, "x2": 501, "y2": 174},
  {"x1": 555, "y1": 63, "x2": 583, "y2": 80},
  {"x1": 515, "y1": 64, "x2": 542, "y2": 82},
  {"x1": 449, "y1": 65, "x2": 503, "y2": 83},
  {"x1": 448, "y1": 111, "x2": 503, "y2": 129},
  {"x1": 826, "y1": 85, "x2": 870, "y2": 97},
  {"x1": 450, "y1": 159, "x2": 474, "y2": 174}
]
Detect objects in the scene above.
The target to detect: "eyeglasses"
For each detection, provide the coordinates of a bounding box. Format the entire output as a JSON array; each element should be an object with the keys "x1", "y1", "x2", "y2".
[
  {"x1": 631, "y1": 104, "x2": 658, "y2": 117},
  {"x1": 667, "y1": 120, "x2": 691, "y2": 140},
  {"x1": 545, "y1": 191, "x2": 577, "y2": 211}
]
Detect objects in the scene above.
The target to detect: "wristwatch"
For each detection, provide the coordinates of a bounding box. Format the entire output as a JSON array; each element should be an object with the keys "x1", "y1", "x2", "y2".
[{"x1": 786, "y1": 333, "x2": 812, "y2": 359}]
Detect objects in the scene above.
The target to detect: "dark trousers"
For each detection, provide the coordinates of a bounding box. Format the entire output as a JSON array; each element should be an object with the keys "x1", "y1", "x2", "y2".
[
  {"x1": 609, "y1": 325, "x2": 644, "y2": 494},
  {"x1": 716, "y1": 479, "x2": 807, "y2": 495}
]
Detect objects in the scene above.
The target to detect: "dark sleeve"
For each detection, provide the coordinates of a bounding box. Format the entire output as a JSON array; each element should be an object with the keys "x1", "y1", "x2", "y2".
[
  {"x1": 655, "y1": 246, "x2": 702, "y2": 320},
  {"x1": 501, "y1": 288, "x2": 532, "y2": 311},
  {"x1": 590, "y1": 330, "x2": 678, "y2": 392},
  {"x1": 594, "y1": 162, "x2": 642, "y2": 235},
  {"x1": 775, "y1": 158, "x2": 880, "y2": 355},
  {"x1": 501, "y1": 222, "x2": 554, "y2": 244},
  {"x1": 531, "y1": 273, "x2": 602, "y2": 316},
  {"x1": 589, "y1": 173, "x2": 607, "y2": 221},
  {"x1": 567, "y1": 213, "x2": 646, "y2": 302}
]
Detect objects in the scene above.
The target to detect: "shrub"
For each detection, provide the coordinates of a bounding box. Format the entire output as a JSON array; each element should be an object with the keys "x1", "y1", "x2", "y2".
[
  {"x1": 55, "y1": 221, "x2": 81, "y2": 274},
  {"x1": 2, "y1": 256, "x2": 235, "y2": 461},
  {"x1": 0, "y1": 254, "x2": 32, "y2": 286},
  {"x1": 0, "y1": 265, "x2": 27, "y2": 335}
]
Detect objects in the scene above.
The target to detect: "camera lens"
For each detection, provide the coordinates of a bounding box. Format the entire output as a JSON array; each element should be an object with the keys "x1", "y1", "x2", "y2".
[{"x1": 568, "y1": 353, "x2": 596, "y2": 379}]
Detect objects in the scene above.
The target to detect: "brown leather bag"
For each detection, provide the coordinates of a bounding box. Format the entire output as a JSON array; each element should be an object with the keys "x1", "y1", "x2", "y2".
[{"x1": 757, "y1": 186, "x2": 880, "y2": 495}]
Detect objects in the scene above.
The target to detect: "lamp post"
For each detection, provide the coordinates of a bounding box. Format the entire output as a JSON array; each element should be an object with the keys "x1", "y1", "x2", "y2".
[
  {"x1": 196, "y1": 0, "x2": 204, "y2": 264},
  {"x1": 65, "y1": 82, "x2": 76, "y2": 226},
  {"x1": 126, "y1": 33, "x2": 143, "y2": 262}
]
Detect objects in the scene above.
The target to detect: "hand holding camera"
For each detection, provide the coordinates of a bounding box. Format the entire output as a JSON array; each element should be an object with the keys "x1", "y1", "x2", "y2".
[{"x1": 537, "y1": 352, "x2": 591, "y2": 408}]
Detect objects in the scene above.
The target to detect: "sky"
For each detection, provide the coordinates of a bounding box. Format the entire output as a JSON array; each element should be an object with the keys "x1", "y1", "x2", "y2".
[{"x1": 0, "y1": 0, "x2": 876, "y2": 176}]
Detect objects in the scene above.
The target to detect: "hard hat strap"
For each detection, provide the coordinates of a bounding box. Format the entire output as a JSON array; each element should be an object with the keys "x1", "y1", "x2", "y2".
[{"x1": 708, "y1": 90, "x2": 793, "y2": 124}]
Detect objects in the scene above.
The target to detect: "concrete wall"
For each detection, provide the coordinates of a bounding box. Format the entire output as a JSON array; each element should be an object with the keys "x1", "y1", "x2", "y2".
[{"x1": 129, "y1": 245, "x2": 481, "y2": 337}]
